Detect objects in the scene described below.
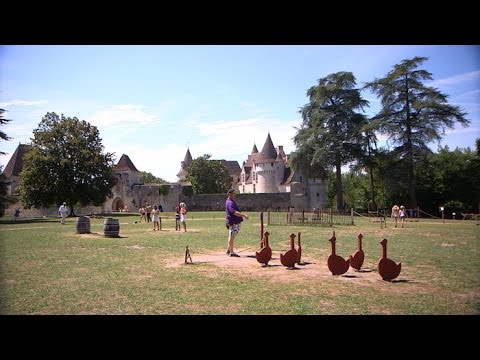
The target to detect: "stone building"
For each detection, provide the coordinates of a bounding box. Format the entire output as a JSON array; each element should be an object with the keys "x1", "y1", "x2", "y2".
[{"x1": 2, "y1": 133, "x2": 326, "y2": 215}]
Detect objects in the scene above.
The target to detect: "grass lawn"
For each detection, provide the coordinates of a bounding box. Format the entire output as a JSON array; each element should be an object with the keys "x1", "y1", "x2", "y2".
[{"x1": 1, "y1": 212, "x2": 478, "y2": 314}]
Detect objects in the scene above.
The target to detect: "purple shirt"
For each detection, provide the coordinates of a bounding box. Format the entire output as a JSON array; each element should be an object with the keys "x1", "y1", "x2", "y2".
[{"x1": 226, "y1": 198, "x2": 243, "y2": 225}]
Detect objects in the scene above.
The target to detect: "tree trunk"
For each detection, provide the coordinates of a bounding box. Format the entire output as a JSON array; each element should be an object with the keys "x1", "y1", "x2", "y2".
[{"x1": 335, "y1": 153, "x2": 344, "y2": 211}]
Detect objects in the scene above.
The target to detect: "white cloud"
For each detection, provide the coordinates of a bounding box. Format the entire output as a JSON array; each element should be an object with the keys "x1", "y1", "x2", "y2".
[
  {"x1": 87, "y1": 104, "x2": 161, "y2": 128},
  {"x1": 0, "y1": 99, "x2": 48, "y2": 107},
  {"x1": 428, "y1": 70, "x2": 480, "y2": 88}
]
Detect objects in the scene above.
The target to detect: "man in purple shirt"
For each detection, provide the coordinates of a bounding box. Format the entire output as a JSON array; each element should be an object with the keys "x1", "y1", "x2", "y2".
[{"x1": 225, "y1": 189, "x2": 249, "y2": 257}]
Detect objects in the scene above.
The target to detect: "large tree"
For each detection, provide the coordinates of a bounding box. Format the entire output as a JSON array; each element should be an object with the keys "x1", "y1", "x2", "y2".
[
  {"x1": 0, "y1": 108, "x2": 12, "y2": 155},
  {"x1": 364, "y1": 56, "x2": 470, "y2": 208},
  {"x1": 17, "y1": 112, "x2": 118, "y2": 215},
  {"x1": 0, "y1": 109, "x2": 14, "y2": 216},
  {"x1": 186, "y1": 154, "x2": 232, "y2": 194},
  {"x1": 292, "y1": 71, "x2": 369, "y2": 211}
]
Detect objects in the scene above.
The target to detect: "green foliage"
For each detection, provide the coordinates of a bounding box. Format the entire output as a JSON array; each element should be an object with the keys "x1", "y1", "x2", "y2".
[
  {"x1": 182, "y1": 185, "x2": 193, "y2": 197},
  {"x1": 364, "y1": 57, "x2": 470, "y2": 208},
  {"x1": 186, "y1": 154, "x2": 232, "y2": 194},
  {"x1": 159, "y1": 184, "x2": 170, "y2": 196},
  {"x1": 17, "y1": 112, "x2": 118, "y2": 215},
  {"x1": 0, "y1": 109, "x2": 12, "y2": 155},
  {"x1": 0, "y1": 109, "x2": 14, "y2": 214},
  {"x1": 293, "y1": 72, "x2": 369, "y2": 210},
  {"x1": 416, "y1": 145, "x2": 480, "y2": 213},
  {"x1": 140, "y1": 171, "x2": 166, "y2": 184}
]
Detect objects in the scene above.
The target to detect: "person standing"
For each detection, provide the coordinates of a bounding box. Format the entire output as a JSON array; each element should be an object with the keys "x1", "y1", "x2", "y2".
[
  {"x1": 399, "y1": 205, "x2": 407, "y2": 228},
  {"x1": 58, "y1": 202, "x2": 68, "y2": 224},
  {"x1": 391, "y1": 204, "x2": 400, "y2": 228},
  {"x1": 145, "y1": 203, "x2": 152, "y2": 223},
  {"x1": 225, "y1": 189, "x2": 248, "y2": 257},
  {"x1": 175, "y1": 205, "x2": 181, "y2": 231},
  {"x1": 152, "y1": 205, "x2": 161, "y2": 230},
  {"x1": 179, "y1": 202, "x2": 188, "y2": 232}
]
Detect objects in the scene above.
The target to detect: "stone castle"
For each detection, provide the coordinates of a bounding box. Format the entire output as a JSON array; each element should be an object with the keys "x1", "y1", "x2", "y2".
[{"x1": 2, "y1": 133, "x2": 326, "y2": 215}]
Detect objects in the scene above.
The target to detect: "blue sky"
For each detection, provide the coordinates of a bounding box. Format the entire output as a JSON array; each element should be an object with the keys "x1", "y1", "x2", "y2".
[{"x1": 1, "y1": 45, "x2": 479, "y2": 182}]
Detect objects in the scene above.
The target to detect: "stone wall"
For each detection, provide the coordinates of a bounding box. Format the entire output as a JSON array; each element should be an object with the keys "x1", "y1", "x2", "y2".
[{"x1": 179, "y1": 192, "x2": 301, "y2": 212}]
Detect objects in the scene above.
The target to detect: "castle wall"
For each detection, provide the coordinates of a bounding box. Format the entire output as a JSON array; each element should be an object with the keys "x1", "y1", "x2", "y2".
[{"x1": 178, "y1": 192, "x2": 308, "y2": 212}]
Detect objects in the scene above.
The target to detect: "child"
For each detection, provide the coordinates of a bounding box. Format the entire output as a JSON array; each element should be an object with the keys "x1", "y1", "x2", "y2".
[{"x1": 399, "y1": 205, "x2": 407, "y2": 228}]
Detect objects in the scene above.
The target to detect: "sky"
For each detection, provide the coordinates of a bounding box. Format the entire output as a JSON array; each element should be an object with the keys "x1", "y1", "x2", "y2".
[{"x1": 1, "y1": 45, "x2": 479, "y2": 183}]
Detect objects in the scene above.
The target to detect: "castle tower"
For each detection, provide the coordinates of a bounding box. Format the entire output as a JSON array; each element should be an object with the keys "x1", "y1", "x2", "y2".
[
  {"x1": 176, "y1": 148, "x2": 193, "y2": 182},
  {"x1": 255, "y1": 133, "x2": 284, "y2": 193}
]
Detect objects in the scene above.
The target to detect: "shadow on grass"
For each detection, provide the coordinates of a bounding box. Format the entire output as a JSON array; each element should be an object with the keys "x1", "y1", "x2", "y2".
[{"x1": 0, "y1": 217, "x2": 60, "y2": 225}]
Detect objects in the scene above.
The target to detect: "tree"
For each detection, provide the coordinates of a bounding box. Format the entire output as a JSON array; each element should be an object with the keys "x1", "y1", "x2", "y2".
[
  {"x1": 364, "y1": 56, "x2": 470, "y2": 209},
  {"x1": 17, "y1": 112, "x2": 118, "y2": 215},
  {"x1": 292, "y1": 71, "x2": 369, "y2": 210},
  {"x1": 140, "y1": 171, "x2": 167, "y2": 184},
  {"x1": 186, "y1": 154, "x2": 232, "y2": 194},
  {"x1": 0, "y1": 109, "x2": 14, "y2": 216},
  {"x1": 0, "y1": 109, "x2": 12, "y2": 155}
]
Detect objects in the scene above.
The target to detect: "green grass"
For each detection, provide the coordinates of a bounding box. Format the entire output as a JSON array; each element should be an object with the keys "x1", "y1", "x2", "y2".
[{"x1": 1, "y1": 213, "x2": 478, "y2": 314}]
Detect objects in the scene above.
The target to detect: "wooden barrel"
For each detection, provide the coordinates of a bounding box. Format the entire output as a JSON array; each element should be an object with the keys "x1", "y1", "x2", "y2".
[
  {"x1": 103, "y1": 218, "x2": 120, "y2": 237},
  {"x1": 76, "y1": 216, "x2": 91, "y2": 234}
]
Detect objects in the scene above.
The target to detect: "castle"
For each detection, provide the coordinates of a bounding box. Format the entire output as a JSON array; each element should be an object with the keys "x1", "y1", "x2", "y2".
[{"x1": 2, "y1": 133, "x2": 326, "y2": 215}]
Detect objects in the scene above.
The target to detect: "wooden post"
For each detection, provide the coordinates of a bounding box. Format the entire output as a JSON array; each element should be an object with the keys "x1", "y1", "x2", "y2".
[
  {"x1": 185, "y1": 246, "x2": 193, "y2": 264},
  {"x1": 260, "y1": 212, "x2": 264, "y2": 246}
]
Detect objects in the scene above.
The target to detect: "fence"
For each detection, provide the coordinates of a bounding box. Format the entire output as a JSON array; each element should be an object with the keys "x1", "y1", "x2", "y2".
[{"x1": 267, "y1": 208, "x2": 354, "y2": 227}]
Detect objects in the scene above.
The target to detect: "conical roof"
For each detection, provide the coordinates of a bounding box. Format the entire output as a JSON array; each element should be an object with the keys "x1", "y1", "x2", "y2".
[
  {"x1": 258, "y1": 133, "x2": 278, "y2": 162},
  {"x1": 3, "y1": 143, "x2": 31, "y2": 177},
  {"x1": 115, "y1": 154, "x2": 139, "y2": 172}
]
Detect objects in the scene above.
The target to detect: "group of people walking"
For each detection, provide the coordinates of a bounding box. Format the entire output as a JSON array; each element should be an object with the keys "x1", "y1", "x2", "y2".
[
  {"x1": 391, "y1": 204, "x2": 407, "y2": 228},
  {"x1": 136, "y1": 202, "x2": 187, "y2": 232}
]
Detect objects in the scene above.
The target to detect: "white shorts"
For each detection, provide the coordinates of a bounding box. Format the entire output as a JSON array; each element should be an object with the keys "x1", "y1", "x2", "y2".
[{"x1": 228, "y1": 223, "x2": 241, "y2": 236}]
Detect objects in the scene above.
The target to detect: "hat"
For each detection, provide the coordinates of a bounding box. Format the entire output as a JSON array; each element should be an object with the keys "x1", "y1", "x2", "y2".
[{"x1": 227, "y1": 189, "x2": 235, "y2": 194}]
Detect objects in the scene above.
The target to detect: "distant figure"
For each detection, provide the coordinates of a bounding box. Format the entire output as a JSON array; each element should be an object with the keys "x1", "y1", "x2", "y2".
[
  {"x1": 391, "y1": 204, "x2": 400, "y2": 228},
  {"x1": 152, "y1": 205, "x2": 161, "y2": 230},
  {"x1": 399, "y1": 205, "x2": 407, "y2": 228},
  {"x1": 145, "y1": 203, "x2": 152, "y2": 223},
  {"x1": 58, "y1": 202, "x2": 68, "y2": 224},
  {"x1": 14, "y1": 208, "x2": 20, "y2": 221},
  {"x1": 175, "y1": 205, "x2": 181, "y2": 231},
  {"x1": 180, "y1": 202, "x2": 187, "y2": 232},
  {"x1": 138, "y1": 206, "x2": 146, "y2": 223},
  {"x1": 159, "y1": 204, "x2": 163, "y2": 212}
]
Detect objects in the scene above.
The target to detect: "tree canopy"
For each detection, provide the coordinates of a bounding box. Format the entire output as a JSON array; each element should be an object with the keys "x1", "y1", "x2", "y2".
[
  {"x1": 0, "y1": 109, "x2": 12, "y2": 155},
  {"x1": 364, "y1": 56, "x2": 470, "y2": 208},
  {"x1": 17, "y1": 112, "x2": 118, "y2": 215},
  {"x1": 186, "y1": 154, "x2": 233, "y2": 194},
  {"x1": 140, "y1": 171, "x2": 167, "y2": 184},
  {"x1": 292, "y1": 71, "x2": 369, "y2": 210}
]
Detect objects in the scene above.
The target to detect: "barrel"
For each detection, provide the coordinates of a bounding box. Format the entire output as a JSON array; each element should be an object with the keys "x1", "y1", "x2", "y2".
[
  {"x1": 103, "y1": 218, "x2": 120, "y2": 237},
  {"x1": 76, "y1": 216, "x2": 91, "y2": 234}
]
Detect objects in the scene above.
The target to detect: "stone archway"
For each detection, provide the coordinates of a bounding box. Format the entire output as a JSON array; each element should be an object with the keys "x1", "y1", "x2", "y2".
[{"x1": 112, "y1": 197, "x2": 125, "y2": 212}]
